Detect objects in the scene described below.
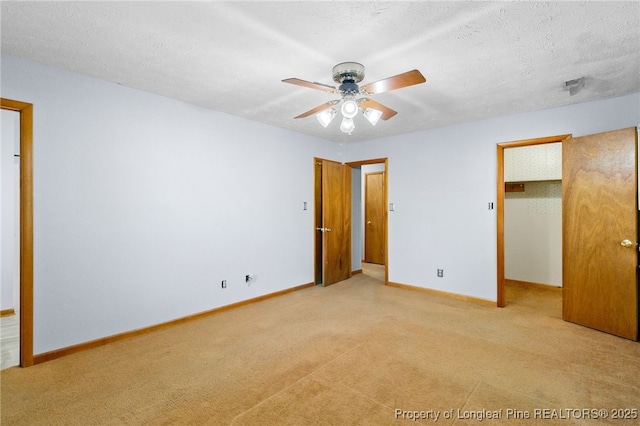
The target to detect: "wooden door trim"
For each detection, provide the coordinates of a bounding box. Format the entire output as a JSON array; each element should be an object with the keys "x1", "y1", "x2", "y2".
[
  {"x1": 347, "y1": 158, "x2": 387, "y2": 166},
  {"x1": 1, "y1": 98, "x2": 34, "y2": 367},
  {"x1": 496, "y1": 134, "x2": 570, "y2": 307},
  {"x1": 346, "y1": 158, "x2": 389, "y2": 284}
]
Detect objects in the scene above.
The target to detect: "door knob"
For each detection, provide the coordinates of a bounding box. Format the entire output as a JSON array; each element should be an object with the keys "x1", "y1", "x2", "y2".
[
  {"x1": 620, "y1": 239, "x2": 635, "y2": 248},
  {"x1": 316, "y1": 227, "x2": 324, "y2": 232},
  {"x1": 367, "y1": 221, "x2": 372, "y2": 225}
]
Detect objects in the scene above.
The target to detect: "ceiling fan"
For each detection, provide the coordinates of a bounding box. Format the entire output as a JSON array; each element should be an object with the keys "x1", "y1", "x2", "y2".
[{"x1": 282, "y1": 62, "x2": 426, "y2": 135}]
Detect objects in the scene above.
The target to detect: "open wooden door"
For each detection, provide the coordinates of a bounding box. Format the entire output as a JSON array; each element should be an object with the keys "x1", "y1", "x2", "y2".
[
  {"x1": 314, "y1": 159, "x2": 351, "y2": 286},
  {"x1": 563, "y1": 127, "x2": 638, "y2": 340},
  {"x1": 364, "y1": 171, "x2": 385, "y2": 264}
]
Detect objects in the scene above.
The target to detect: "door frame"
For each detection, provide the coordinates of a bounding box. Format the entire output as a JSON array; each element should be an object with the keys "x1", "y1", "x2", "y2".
[
  {"x1": 496, "y1": 134, "x2": 570, "y2": 307},
  {"x1": 346, "y1": 158, "x2": 389, "y2": 284},
  {"x1": 1, "y1": 98, "x2": 34, "y2": 367}
]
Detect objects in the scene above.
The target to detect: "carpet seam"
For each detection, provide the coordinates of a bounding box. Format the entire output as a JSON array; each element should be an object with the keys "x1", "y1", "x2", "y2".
[{"x1": 228, "y1": 341, "x2": 367, "y2": 424}]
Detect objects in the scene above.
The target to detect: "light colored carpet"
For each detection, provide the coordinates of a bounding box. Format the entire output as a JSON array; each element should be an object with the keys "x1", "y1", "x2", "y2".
[{"x1": 1, "y1": 268, "x2": 638, "y2": 425}]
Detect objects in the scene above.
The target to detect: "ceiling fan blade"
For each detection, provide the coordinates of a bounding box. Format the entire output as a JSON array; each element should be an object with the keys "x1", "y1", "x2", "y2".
[
  {"x1": 294, "y1": 100, "x2": 340, "y2": 119},
  {"x1": 282, "y1": 78, "x2": 338, "y2": 93},
  {"x1": 359, "y1": 98, "x2": 397, "y2": 120},
  {"x1": 360, "y1": 69, "x2": 426, "y2": 95}
]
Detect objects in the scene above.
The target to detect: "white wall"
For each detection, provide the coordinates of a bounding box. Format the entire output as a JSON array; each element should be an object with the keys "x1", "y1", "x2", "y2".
[
  {"x1": 345, "y1": 93, "x2": 640, "y2": 302},
  {"x1": 1, "y1": 54, "x2": 337, "y2": 354},
  {"x1": 1, "y1": 109, "x2": 20, "y2": 311},
  {"x1": 2, "y1": 52, "x2": 639, "y2": 354},
  {"x1": 504, "y1": 181, "x2": 562, "y2": 286}
]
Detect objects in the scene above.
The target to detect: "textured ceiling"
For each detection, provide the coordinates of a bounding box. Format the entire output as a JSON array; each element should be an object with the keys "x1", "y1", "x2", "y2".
[{"x1": 1, "y1": 1, "x2": 639, "y2": 143}]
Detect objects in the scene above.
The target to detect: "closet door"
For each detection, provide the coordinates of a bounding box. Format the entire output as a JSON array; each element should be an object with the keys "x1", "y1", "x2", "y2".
[{"x1": 563, "y1": 127, "x2": 638, "y2": 340}]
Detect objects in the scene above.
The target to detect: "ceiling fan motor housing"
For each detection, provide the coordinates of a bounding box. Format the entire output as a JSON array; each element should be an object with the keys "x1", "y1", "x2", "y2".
[
  {"x1": 333, "y1": 62, "x2": 365, "y2": 96},
  {"x1": 333, "y1": 62, "x2": 365, "y2": 83}
]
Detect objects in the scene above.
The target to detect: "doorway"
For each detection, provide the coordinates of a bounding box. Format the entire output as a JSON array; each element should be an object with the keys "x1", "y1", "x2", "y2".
[
  {"x1": 502, "y1": 141, "x2": 563, "y2": 313},
  {"x1": 497, "y1": 129, "x2": 639, "y2": 341},
  {"x1": 497, "y1": 134, "x2": 570, "y2": 307},
  {"x1": 347, "y1": 158, "x2": 388, "y2": 284},
  {"x1": 314, "y1": 157, "x2": 389, "y2": 287},
  {"x1": 0, "y1": 98, "x2": 34, "y2": 367},
  {"x1": 1, "y1": 108, "x2": 20, "y2": 369}
]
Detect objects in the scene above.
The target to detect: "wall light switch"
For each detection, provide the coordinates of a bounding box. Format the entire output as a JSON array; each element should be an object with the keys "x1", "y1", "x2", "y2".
[{"x1": 389, "y1": 203, "x2": 395, "y2": 211}]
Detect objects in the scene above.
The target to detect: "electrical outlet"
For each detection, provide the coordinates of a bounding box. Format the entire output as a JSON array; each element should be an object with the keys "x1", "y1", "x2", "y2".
[
  {"x1": 437, "y1": 269, "x2": 444, "y2": 278},
  {"x1": 221, "y1": 280, "x2": 227, "y2": 288}
]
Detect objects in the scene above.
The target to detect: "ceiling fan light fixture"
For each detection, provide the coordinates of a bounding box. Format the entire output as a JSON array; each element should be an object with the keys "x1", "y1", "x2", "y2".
[
  {"x1": 363, "y1": 108, "x2": 383, "y2": 126},
  {"x1": 340, "y1": 117, "x2": 355, "y2": 135},
  {"x1": 341, "y1": 97, "x2": 358, "y2": 119},
  {"x1": 316, "y1": 108, "x2": 337, "y2": 127},
  {"x1": 284, "y1": 63, "x2": 426, "y2": 135}
]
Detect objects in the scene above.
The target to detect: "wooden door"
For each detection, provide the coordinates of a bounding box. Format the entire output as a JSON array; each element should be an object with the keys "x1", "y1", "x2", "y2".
[
  {"x1": 364, "y1": 172, "x2": 385, "y2": 264},
  {"x1": 319, "y1": 159, "x2": 351, "y2": 286},
  {"x1": 563, "y1": 127, "x2": 638, "y2": 340}
]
